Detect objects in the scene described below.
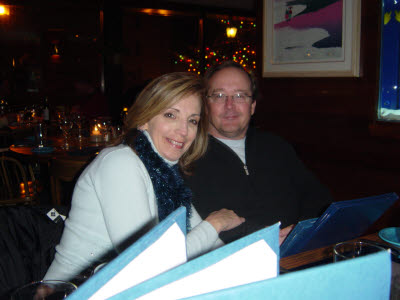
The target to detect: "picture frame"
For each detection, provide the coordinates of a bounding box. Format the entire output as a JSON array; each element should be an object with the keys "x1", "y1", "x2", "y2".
[{"x1": 262, "y1": 0, "x2": 361, "y2": 78}]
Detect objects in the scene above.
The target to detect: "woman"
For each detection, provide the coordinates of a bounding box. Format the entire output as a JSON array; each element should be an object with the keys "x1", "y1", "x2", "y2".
[{"x1": 44, "y1": 72, "x2": 245, "y2": 281}]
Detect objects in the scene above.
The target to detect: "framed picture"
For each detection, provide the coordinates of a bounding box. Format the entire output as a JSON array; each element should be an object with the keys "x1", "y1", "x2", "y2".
[
  {"x1": 377, "y1": 0, "x2": 400, "y2": 120},
  {"x1": 262, "y1": 0, "x2": 361, "y2": 78}
]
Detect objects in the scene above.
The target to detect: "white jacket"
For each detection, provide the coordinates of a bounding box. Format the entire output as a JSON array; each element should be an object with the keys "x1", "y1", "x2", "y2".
[{"x1": 44, "y1": 135, "x2": 223, "y2": 281}]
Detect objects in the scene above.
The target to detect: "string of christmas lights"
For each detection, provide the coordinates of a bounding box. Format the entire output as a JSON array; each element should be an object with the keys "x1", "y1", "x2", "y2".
[{"x1": 174, "y1": 18, "x2": 256, "y2": 74}]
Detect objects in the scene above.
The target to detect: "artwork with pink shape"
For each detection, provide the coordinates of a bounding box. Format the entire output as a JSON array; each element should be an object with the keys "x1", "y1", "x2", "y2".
[{"x1": 272, "y1": 0, "x2": 343, "y2": 63}]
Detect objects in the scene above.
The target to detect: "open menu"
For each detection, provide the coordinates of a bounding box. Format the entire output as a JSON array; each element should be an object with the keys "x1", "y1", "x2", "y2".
[{"x1": 280, "y1": 192, "x2": 399, "y2": 257}]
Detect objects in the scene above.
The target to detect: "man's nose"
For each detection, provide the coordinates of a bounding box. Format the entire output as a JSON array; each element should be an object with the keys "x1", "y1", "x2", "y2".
[{"x1": 224, "y1": 95, "x2": 235, "y2": 108}]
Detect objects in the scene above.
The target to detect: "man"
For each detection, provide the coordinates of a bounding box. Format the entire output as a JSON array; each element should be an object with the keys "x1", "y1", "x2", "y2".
[{"x1": 185, "y1": 61, "x2": 333, "y2": 243}]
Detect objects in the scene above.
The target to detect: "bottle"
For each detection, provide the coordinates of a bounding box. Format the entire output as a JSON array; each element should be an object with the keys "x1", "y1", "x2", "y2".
[{"x1": 42, "y1": 97, "x2": 50, "y2": 124}]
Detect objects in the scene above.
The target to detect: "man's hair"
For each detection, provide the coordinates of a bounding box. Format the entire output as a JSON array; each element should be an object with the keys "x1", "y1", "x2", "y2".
[
  {"x1": 122, "y1": 72, "x2": 208, "y2": 173},
  {"x1": 204, "y1": 61, "x2": 258, "y2": 101}
]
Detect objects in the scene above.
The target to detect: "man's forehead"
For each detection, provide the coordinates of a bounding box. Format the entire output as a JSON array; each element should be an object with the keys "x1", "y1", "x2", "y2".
[
  {"x1": 208, "y1": 68, "x2": 250, "y2": 86},
  {"x1": 209, "y1": 88, "x2": 250, "y2": 93}
]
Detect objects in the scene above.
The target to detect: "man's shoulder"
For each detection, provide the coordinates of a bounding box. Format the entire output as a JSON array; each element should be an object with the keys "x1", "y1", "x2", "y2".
[{"x1": 247, "y1": 127, "x2": 292, "y2": 148}]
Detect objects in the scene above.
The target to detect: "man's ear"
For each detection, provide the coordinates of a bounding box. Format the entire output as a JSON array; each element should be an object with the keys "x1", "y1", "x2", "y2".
[{"x1": 251, "y1": 100, "x2": 256, "y2": 116}]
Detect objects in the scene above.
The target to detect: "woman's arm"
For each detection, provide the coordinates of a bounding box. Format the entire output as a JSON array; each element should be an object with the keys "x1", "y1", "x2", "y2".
[
  {"x1": 94, "y1": 147, "x2": 157, "y2": 252},
  {"x1": 44, "y1": 147, "x2": 152, "y2": 281}
]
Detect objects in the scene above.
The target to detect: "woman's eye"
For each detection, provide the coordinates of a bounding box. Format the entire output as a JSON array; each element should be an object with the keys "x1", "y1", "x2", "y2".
[
  {"x1": 164, "y1": 112, "x2": 174, "y2": 118},
  {"x1": 189, "y1": 119, "x2": 199, "y2": 126}
]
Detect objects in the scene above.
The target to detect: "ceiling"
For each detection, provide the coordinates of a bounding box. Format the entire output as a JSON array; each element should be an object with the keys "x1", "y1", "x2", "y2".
[
  {"x1": 162, "y1": 0, "x2": 256, "y2": 12},
  {"x1": 1, "y1": 0, "x2": 257, "y2": 15}
]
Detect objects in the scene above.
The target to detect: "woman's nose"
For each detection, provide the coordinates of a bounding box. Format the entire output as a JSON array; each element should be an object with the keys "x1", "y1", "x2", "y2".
[{"x1": 176, "y1": 120, "x2": 188, "y2": 136}]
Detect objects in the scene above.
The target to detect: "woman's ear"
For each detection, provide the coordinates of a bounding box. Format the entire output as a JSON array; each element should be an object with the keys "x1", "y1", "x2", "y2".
[{"x1": 138, "y1": 123, "x2": 148, "y2": 130}]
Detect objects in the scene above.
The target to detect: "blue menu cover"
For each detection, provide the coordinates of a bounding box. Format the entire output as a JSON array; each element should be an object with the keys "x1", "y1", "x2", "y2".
[
  {"x1": 281, "y1": 192, "x2": 398, "y2": 257},
  {"x1": 187, "y1": 251, "x2": 391, "y2": 300},
  {"x1": 67, "y1": 207, "x2": 188, "y2": 300},
  {"x1": 280, "y1": 218, "x2": 317, "y2": 257},
  {"x1": 108, "y1": 223, "x2": 280, "y2": 300}
]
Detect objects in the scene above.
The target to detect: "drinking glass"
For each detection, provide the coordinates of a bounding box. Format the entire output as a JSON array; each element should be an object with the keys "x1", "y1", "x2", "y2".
[
  {"x1": 334, "y1": 240, "x2": 400, "y2": 299},
  {"x1": 333, "y1": 240, "x2": 386, "y2": 262},
  {"x1": 34, "y1": 122, "x2": 47, "y2": 148},
  {"x1": 112, "y1": 124, "x2": 123, "y2": 139},
  {"x1": 17, "y1": 111, "x2": 24, "y2": 125},
  {"x1": 58, "y1": 114, "x2": 74, "y2": 150},
  {"x1": 71, "y1": 112, "x2": 84, "y2": 141},
  {"x1": 391, "y1": 274, "x2": 400, "y2": 300},
  {"x1": 97, "y1": 118, "x2": 112, "y2": 142},
  {"x1": 10, "y1": 280, "x2": 77, "y2": 299},
  {"x1": 23, "y1": 106, "x2": 35, "y2": 126}
]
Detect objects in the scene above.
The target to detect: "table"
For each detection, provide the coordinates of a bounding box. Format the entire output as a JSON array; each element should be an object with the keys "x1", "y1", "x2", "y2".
[
  {"x1": 9, "y1": 139, "x2": 101, "y2": 164},
  {"x1": 9, "y1": 137, "x2": 109, "y2": 205},
  {"x1": 8, "y1": 121, "x2": 114, "y2": 162},
  {"x1": 280, "y1": 233, "x2": 390, "y2": 270}
]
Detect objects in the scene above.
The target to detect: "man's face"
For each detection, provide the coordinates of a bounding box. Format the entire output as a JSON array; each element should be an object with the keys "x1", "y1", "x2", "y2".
[{"x1": 206, "y1": 67, "x2": 256, "y2": 140}]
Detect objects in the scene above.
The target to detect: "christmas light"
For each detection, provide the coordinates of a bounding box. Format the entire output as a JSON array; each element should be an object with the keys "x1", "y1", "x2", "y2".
[{"x1": 174, "y1": 18, "x2": 256, "y2": 73}]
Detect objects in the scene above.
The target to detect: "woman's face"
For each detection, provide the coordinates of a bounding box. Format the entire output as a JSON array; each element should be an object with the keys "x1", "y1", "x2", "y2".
[{"x1": 141, "y1": 94, "x2": 201, "y2": 161}]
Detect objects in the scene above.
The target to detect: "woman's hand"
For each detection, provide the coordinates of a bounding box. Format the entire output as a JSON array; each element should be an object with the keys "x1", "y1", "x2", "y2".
[
  {"x1": 205, "y1": 208, "x2": 245, "y2": 233},
  {"x1": 279, "y1": 224, "x2": 294, "y2": 246}
]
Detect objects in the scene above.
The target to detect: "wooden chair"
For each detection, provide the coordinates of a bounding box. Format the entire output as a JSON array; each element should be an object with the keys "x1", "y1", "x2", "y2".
[
  {"x1": 0, "y1": 156, "x2": 37, "y2": 205},
  {"x1": 49, "y1": 158, "x2": 88, "y2": 205},
  {"x1": 0, "y1": 128, "x2": 12, "y2": 149}
]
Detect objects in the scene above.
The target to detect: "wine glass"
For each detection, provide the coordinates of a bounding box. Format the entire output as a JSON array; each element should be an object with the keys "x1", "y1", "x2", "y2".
[
  {"x1": 58, "y1": 114, "x2": 74, "y2": 150},
  {"x1": 71, "y1": 112, "x2": 84, "y2": 141},
  {"x1": 97, "y1": 118, "x2": 112, "y2": 143}
]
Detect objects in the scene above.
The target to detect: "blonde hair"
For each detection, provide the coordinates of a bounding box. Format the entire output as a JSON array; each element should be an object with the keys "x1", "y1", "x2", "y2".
[{"x1": 122, "y1": 72, "x2": 208, "y2": 173}]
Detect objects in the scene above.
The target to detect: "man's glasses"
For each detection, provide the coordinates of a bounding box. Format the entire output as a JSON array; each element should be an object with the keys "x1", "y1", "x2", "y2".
[{"x1": 206, "y1": 92, "x2": 252, "y2": 104}]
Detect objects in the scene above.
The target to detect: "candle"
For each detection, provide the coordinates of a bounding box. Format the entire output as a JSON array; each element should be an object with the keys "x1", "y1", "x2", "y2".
[
  {"x1": 90, "y1": 123, "x2": 103, "y2": 143},
  {"x1": 20, "y1": 181, "x2": 33, "y2": 196},
  {"x1": 92, "y1": 124, "x2": 101, "y2": 136}
]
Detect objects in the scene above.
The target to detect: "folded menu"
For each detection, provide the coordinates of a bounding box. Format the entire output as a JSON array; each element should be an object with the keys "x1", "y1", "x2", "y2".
[
  {"x1": 187, "y1": 251, "x2": 391, "y2": 300},
  {"x1": 67, "y1": 207, "x2": 188, "y2": 300},
  {"x1": 280, "y1": 192, "x2": 399, "y2": 257},
  {"x1": 108, "y1": 223, "x2": 279, "y2": 300},
  {"x1": 66, "y1": 205, "x2": 391, "y2": 299},
  {"x1": 67, "y1": 207, "x2": 280, "y2": 300}
]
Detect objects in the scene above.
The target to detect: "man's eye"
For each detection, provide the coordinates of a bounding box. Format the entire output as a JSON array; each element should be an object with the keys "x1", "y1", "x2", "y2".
[
  {"x1": 164, "y1": 112, "x2": 174, "y2": 118},
  {"x1": 235, "y1": 93, "x2": 245, "y2": 99},
  {"x1": 215, "y1": 93, "x2": 225, "y2": 98}
]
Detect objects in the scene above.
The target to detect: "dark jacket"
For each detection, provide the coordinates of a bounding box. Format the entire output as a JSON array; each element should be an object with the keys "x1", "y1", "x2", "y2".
[
  {"x1": 185, "y1": 127, "x2": 333, "y2": 243},
  {"x1": 0, "y1": 206, "x2": 66, "y2": 298}
]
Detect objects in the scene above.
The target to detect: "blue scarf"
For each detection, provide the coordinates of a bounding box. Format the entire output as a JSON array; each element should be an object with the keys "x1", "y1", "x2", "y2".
[{"x1": 133, "y1": 131, "x2": 192, "y2": 232}]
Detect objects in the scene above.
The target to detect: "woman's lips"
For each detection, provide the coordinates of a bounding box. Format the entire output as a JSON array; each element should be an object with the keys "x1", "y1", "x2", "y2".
[{"x1": 167, "y1": 138, "x2": 184, "y2": 149}]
